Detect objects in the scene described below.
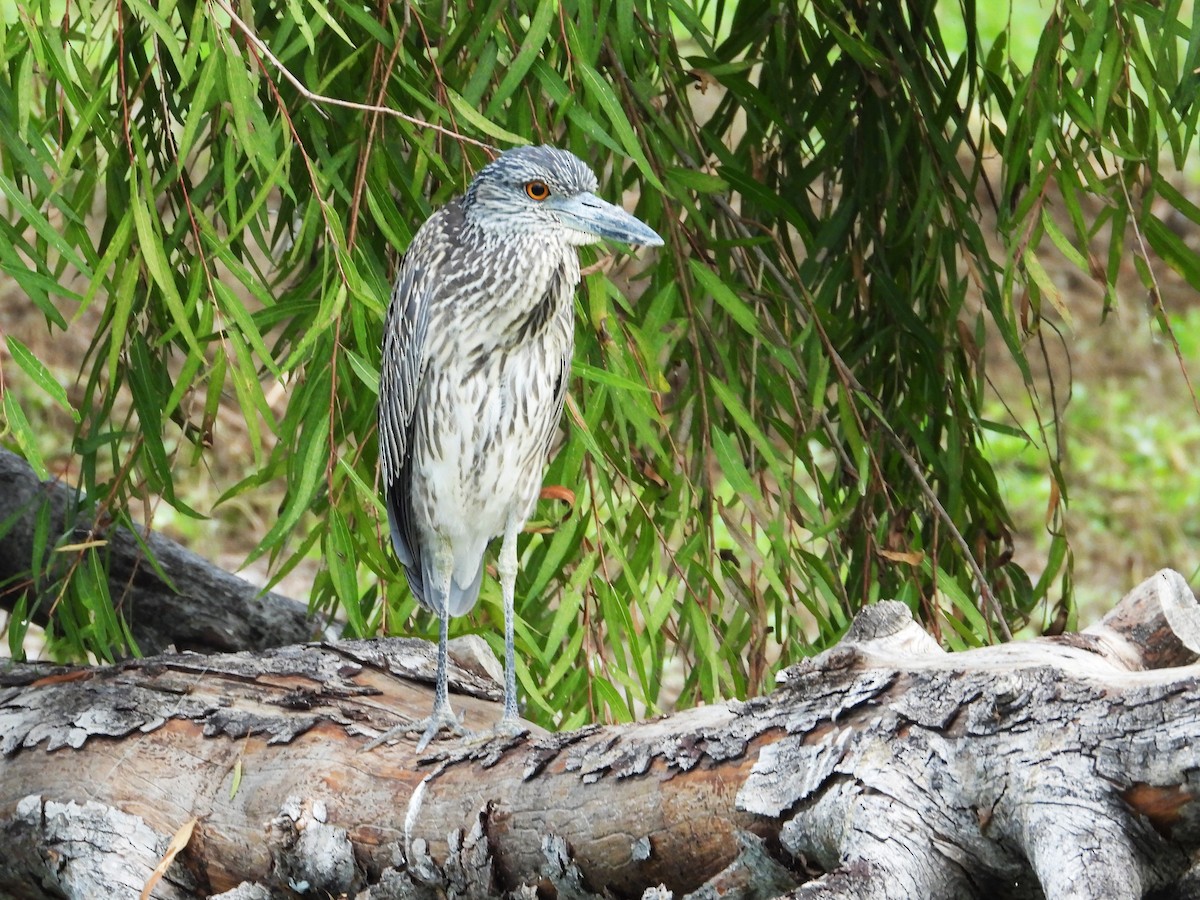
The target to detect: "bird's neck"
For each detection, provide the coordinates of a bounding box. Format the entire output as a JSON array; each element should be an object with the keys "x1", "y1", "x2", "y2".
[
  {"x1": 496, "y1": 235, "x2": 578, "y2": 348},
  {"x1": 444, "y1": 224, "x2": 578, "y2": 356}
]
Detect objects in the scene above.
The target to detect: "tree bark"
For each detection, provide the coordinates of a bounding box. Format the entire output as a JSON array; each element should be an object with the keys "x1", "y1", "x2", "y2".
[
  {"x1": 0, "y1": 447, "x2": 323, "y2": 655},
  {"x1": 2, "y1": 570, "x2": 1199, "y2": 899}
]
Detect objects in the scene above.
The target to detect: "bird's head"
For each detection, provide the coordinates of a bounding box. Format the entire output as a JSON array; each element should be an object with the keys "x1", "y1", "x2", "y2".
[{"x1": 464, "y1": 145, "x2": 663, "y2": 248}]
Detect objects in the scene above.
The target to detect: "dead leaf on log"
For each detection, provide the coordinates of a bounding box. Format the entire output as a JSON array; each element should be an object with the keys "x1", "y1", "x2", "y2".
[{"x1": 140, "y1": 816, "x2": 197, "y2": 899}]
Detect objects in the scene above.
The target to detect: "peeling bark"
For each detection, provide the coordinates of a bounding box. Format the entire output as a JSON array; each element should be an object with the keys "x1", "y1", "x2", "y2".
[
  {"x1": 2, "y1": 570, "x2": 1200, "y2": 899},
  {"x1": 0, "y1": 448, "x2": 322, "y2": 654}
]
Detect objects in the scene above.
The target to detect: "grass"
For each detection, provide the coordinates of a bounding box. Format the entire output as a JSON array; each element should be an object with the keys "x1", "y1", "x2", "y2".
[{"x1": 983, "y1": 298, "x2": 1200, "y2": 624}]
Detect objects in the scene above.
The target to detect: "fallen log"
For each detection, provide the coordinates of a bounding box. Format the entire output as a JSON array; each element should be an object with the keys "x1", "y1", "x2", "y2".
[
  {"x1": 0, "y1": 447, "x2": 322, "y2": 655},
  {"x1": 1, "y1": 570, "x2": 1199, "y2": 899}
]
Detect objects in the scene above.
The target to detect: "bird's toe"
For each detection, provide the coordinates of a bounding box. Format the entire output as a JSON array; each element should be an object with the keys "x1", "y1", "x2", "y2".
[
  {"x1": 491, "y1": 714, "x2": 528, "y2": 741},
  {"x1": 361, "y1": 705, "x2": 468, "y2": 753},
  {"x1": 413, "y1": 709, "x2": 469, "y2": 752}
]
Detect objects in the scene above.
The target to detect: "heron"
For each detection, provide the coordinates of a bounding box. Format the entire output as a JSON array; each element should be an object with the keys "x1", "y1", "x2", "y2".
[{"x1": 370, "y1": 145, "x2": 663, "y2": 751}]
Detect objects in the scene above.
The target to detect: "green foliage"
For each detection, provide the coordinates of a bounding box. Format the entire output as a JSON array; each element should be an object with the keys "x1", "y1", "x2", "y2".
[{"x1": 1, "y1": 0, "x2": 1197, "y2": 726}]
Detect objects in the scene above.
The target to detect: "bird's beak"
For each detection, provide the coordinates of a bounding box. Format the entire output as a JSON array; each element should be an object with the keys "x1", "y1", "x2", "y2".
[{"x1": 549, "y1": 192, "x2": 664, "y2": 247}]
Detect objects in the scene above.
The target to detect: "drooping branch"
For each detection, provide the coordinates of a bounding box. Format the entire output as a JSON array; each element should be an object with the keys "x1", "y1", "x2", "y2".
[
  {"x1": 0, "y1": 448, "x2": 323, "y2": 655},
  {"x1": 1, "y1": 570, "x2": 1199, "y2": 899}
]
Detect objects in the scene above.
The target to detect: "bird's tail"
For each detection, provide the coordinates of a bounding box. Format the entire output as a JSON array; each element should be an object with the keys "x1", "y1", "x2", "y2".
[
  {"x1": 386, "y1": 477, "x2": 486, "y2": 618},
  {"x1": 417, "y1": 552, "x2": 485, "y2": 618}
]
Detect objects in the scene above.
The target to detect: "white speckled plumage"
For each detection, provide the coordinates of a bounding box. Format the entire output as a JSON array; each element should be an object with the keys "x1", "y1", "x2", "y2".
[{"x1": 373, "y1": 145, "x2": 662, "y2": 750}]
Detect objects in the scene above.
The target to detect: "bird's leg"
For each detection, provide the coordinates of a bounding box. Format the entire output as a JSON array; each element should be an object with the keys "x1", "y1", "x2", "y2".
[
  {"x1": 426, "y1": 520, "x2": 527, "y2": 752},
  {"x1": 362, "y1": 551, "x2": 468, "y2": 753},
  {"x1": 413, "y1": 604, "x2": 467, "y2": 750},
  {"x1": 361, "y1": 608, "x2": 467, "y2": 752},
  {"x1": 494, "y1": 515, "x2": 526, "y2": 739}
]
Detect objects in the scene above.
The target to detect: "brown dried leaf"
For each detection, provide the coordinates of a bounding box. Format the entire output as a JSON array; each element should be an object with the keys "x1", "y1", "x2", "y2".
[
  {"x1": 540, "y1": 484, "x2": 576, "y2": 507},
  {"x1": 140, "y1": 816, "x2": 198, "y2": 900},
  {"x1": 878, "y1": 548, "x2": 926, "y2": 566}
]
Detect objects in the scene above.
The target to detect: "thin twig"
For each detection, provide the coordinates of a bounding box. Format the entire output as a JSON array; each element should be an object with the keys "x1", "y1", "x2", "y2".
[
  {"x1": 348, "y1": 0, "x2": 406, "y2": 248},
  {"x1": 212, "y1": 0, "x2": 496, "y2": 153}
]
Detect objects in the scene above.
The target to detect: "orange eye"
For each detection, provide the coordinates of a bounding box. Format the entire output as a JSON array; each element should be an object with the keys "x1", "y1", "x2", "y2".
[{"x1": 524, "y1": 180, "x2": 551, "y2": 201}]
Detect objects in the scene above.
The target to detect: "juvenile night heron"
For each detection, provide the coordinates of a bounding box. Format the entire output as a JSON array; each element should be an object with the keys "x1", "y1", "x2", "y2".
[{"x1": 371, "y1": 146, "x2": 663, "y2": 751}]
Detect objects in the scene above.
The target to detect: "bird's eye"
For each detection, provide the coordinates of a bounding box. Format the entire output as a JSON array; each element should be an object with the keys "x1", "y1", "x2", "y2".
[{"x1": 524, "y1": 180, "x2": 551, "y2": 201}]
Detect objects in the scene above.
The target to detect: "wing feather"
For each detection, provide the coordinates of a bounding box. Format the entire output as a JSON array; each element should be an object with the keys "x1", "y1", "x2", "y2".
[{"x1": 379, "y1": 252, "x2": 432, "y2": 605}]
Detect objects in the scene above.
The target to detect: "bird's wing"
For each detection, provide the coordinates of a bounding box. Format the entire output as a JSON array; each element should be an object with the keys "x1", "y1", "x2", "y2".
[
  {"x1": 546, "y1": 282, "x2": 572, "y2": 458},
  {"x1": 378, "y1": 253, "x2": 431, "y2": 603},
  {"x1": 550, "y1": 350, "x2": 570, "y2": 450}
]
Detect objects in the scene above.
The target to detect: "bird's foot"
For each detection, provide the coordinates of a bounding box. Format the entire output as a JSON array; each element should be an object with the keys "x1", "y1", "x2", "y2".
[
  {"x1": 361, "y1": 705, "x2": 469, "y2": 753},
  {"x1": 453, "y1": 713, "x2": 529, "y2": 751},
  {"x1": 491, "y1": 713, "x2": 528, "y2": 741}
]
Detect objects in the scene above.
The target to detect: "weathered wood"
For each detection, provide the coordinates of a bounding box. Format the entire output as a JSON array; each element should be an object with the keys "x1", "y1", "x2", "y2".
[
  {"x1": 1, "y1": 570, "x2": 1199, "y2": 899},
  {"x1": 0, "y1": 447, "x2": 323, "y2": 654}
]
